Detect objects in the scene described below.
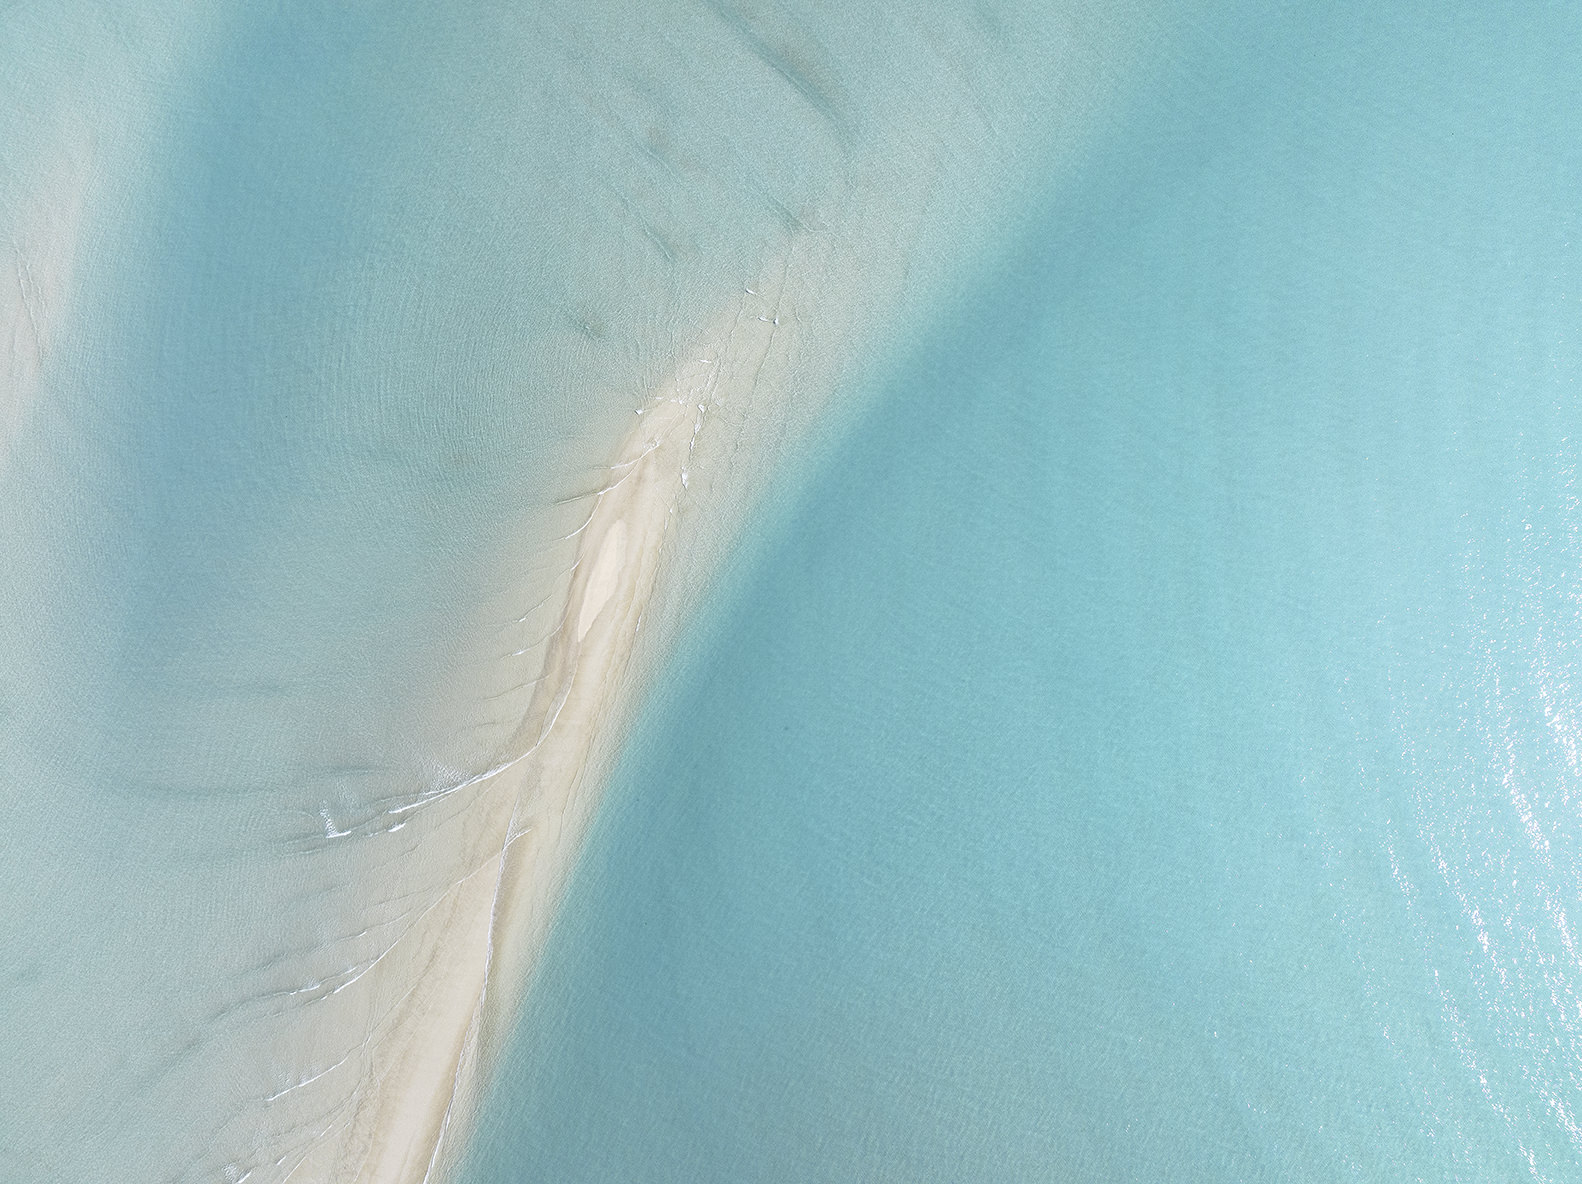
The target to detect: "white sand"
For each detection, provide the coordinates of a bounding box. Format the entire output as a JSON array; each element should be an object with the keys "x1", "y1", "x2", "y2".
[
  {"x1": 267, "y1": 273, "x2": 801, "y2": 1182},
  {"x1": 244, "y1": 6, "x2": 1170, "y2": 1171},
  {"x1": 0, "y1": 5, "x2": 1168, "y2": 1179}
]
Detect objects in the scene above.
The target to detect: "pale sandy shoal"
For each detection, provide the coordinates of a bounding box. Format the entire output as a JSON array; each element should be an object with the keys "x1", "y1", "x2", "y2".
[
  {"x1": 250, "y1": 13, "x2": 1163, "y2": 1173},
  {"x1": 274, "y1": 266, "x2": 801, "y2": 1184}
]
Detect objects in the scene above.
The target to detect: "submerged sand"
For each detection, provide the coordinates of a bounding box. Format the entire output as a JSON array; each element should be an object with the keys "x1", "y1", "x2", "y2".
[
  {"x1": 269, "y1": 271, "x2": 802, "y2": 1183},
  {"x1": 235, "y1": 18, "x2": 1165, "y2": 1176},
  {"x1": 0, "y1": 5, "x2": 1166, "y2": 1179}
]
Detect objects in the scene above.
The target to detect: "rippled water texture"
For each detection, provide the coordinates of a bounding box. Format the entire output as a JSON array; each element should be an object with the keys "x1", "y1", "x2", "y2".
[
  {"x1": 461, "y1": 4, "x2": 1582, "y2": 1182},
  {"x1": 7, "y1": 1, "x2": 1582, "y2": 1181},
  {"x1": 1, "y1": 1, "x2": 1160, "y2": 1179}
]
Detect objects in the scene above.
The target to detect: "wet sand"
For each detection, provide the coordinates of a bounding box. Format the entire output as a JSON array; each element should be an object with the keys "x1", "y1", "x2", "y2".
[{"x1": 277, "y1": 268, "x2": 806, "y2": 1183}]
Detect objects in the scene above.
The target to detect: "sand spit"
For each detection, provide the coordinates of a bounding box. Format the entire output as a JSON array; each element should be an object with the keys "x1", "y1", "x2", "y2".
[
  {"x1": 230, "y1": 4, "x2": 1167, "y2": 1165},
  {"x1": 0, "y1": 6, "x2": 1169, "y2": 1177},
  {"x1": 267, "y1": 277, "x2": 796, "y2": 1184}
]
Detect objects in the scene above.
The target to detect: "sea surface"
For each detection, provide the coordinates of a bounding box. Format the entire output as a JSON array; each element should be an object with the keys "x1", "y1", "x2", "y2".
[
  {"x1": 0, "y1": 0, "x2": 930, "y2": 1174},
  {"x1": 5, "y1": 0, "x2": 1582, "y2": 1180},
  {"x1": 2, "y1": 0, "x2": 1143, "y2": 1177},
  {"x1": 460, "y1": 3, "x2": 1582, "y2": 1182}
]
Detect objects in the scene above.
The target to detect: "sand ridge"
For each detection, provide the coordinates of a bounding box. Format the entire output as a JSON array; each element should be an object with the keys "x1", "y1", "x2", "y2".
[{"x1": 268, "y1": 269, "x2": 797, "y2": 1184}]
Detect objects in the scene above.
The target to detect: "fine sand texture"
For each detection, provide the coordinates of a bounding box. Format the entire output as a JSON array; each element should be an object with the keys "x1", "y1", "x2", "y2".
[
  {"x1": 196, "y1": 6, "x2": 1172, "y2": 1174},
  {"x1": 0, "y1": 4, "x2": 1173, "y2": 1181},
  {"x1": 267, "y1": 274, "x2": 801, "y2": 1183}
]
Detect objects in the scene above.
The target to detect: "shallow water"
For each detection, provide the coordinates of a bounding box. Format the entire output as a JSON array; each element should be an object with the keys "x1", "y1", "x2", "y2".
[
  {"x1": 0, "y1": 1, "x2": 850, "y2": 1175},
  {"x1": 1, "y1": 1, "x2": 1153, "y2": 1178},
  {"x1": 460, "y1": 3, "x2": 1582, "y2": 1181},
  {"x1": 7, "y1": 0, "x2": 1582, "y2": 1179}
]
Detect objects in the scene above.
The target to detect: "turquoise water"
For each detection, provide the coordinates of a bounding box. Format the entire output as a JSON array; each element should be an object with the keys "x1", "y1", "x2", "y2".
[
  {"x1": 2, "y1": 1, "x2": 1149, "y2": 1177},
  {"x1": 6, "y1": 0, "x2": 1582, "y2": 1179},
  {"x1": 460, "y1": 4, "x2": 1582, "y2": 1182},
  {"x1": 0, "y1": 1, "x2": 887, "y2": 1175}
]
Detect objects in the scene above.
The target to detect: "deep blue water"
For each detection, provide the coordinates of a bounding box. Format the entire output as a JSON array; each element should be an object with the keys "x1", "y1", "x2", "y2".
[{"x1": 461, "y1": 4, "x2": 1582, "y2": 1181}]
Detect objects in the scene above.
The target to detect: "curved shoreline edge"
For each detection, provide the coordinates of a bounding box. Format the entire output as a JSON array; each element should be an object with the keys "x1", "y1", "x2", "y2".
[{"x1": 284, "y1": 273, "x2": 800, "y2": 1184}]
